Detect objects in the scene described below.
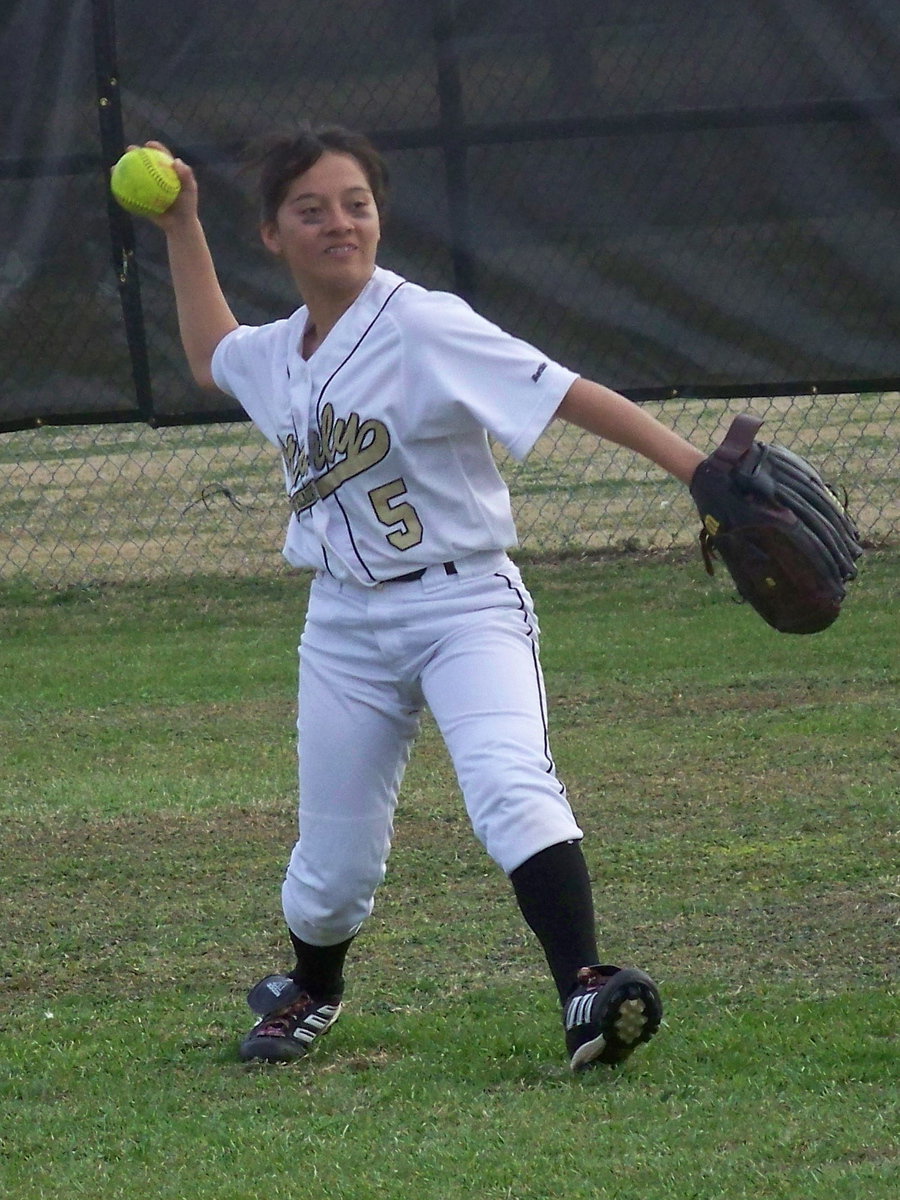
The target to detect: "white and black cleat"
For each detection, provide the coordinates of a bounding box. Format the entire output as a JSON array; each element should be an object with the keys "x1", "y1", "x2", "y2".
[{"x1": 564, "y1": 964, "x2": 662, "y2": 1071}]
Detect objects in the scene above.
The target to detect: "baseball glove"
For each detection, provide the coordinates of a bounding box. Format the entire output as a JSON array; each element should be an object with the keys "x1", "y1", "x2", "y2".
[{"x1": 689, "y1": 414, "x2": 863, "y2": 634}]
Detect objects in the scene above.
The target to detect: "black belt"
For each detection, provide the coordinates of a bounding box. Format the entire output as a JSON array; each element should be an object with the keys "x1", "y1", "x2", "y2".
[{"x1": 385, "y1": 561, "x2": 459, "y2": 583}]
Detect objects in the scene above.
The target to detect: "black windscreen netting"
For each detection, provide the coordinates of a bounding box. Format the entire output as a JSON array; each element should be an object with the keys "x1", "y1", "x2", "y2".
[{"x1": 2, "y1": 0, "x2": 899, "y2": 430}]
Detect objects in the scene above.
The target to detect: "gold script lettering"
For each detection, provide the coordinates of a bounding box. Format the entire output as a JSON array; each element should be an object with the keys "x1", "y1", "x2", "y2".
[
  {"x1": 315, "y1": 416, "x2": 390, "y2": 498},
  {"x1": 285, "y1": 405, "x2": 392, "y2": 511}
]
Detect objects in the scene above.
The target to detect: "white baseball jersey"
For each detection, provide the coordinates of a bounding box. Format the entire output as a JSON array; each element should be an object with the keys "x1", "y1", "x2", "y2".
[{"x1": 212, "y1": 266, "x2": 578, "y2": 584}]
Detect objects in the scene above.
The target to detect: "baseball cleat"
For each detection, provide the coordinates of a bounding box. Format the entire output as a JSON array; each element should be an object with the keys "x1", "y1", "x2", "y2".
[
  {"x1": 246, "y1": 973, "x2": 306, "y2": 1017},
  {"x1": 563, "y1": 964, "x2": 662, "y2": 1071},
  {"x1": 240, "y1": 975, "x2": 343, "y2": 1063}
]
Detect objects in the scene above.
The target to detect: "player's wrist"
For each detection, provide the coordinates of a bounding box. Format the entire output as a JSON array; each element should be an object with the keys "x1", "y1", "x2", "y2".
[
  {"x1": 675, "y1": 447, "x2": 706, "y2": 487},
  {"x1": 157, "y1": 211, "x2": 207, "y2": 249}
]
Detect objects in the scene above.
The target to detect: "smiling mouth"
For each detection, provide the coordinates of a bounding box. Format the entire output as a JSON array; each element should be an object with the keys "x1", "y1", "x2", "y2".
[{"x1": 325, "y1": 245, "x2": 357, "y2": 255}]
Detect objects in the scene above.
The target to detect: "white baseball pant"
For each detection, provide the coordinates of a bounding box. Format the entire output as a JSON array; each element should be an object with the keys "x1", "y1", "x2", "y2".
[{"x1": 281, "y1": 550, "x2": 583, "y2": 946}]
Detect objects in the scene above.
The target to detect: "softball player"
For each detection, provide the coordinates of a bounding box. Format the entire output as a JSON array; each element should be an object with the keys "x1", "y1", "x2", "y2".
[{"x1": 146, "y1": 126, "x2": 705, "y2": 1071}]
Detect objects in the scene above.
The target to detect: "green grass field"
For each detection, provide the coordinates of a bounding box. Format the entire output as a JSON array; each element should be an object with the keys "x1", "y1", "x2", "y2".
[{"x1": 0, "y1": 551, "x2": 897, "y2": 1199}]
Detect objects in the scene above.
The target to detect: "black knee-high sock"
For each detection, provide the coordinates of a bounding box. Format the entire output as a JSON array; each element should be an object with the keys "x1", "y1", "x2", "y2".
[
  {"x1": 289, "y1": 931, "x2": 354, "y2": 1000},
  {"x1": 509, "y1": 840, "x2": 599, "y2": 1004}
]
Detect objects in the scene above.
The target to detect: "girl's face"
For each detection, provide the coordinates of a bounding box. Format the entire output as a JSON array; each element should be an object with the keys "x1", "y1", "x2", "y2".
[{"x1": 260, "y1": 151, "x2": 380, "y2": 301}]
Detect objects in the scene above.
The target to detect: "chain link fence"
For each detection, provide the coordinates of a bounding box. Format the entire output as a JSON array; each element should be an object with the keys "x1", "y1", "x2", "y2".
[
  {"x1": 2, "y1": 2, "x2": 899, "y2": 587},
  {"x1": 1, "y1": 390, "x2": 895, "y2": 588}
]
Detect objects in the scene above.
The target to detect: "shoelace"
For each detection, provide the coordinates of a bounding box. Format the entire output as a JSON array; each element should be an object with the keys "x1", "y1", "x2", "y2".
[
  {"x1": 573, "y1": 967, "x2": 616, "y2": 994},
  {"x1": 255, "y1": 995, "x2": 314, "y2": 1037}
]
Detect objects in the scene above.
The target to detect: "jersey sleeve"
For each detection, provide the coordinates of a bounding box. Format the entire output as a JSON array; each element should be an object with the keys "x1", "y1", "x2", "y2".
[
  {"x1": 211, "y1": 319, "x2": 294, "y2": 444},
  {"x1": 397, "y1": 292, "x2": 578, "y2": 461}
]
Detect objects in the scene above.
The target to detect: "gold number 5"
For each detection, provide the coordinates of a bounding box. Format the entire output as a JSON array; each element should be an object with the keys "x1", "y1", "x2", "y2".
[{"x1": 368, "y1": 478, "x2": 424, "y2": 550}]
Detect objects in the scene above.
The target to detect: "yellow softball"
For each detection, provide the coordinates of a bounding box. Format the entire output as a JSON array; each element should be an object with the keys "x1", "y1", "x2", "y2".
[{"x1": 110, "y1": 146, "x2": 181, "y2": 216}]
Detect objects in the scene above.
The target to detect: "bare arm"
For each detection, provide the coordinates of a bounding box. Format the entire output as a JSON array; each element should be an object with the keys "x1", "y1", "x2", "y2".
[
  {"x1": 140, "y1": 142, "x2": 238, "y2": 391},
  {"x1": 556, "y1": 377, "x2": 705, "y2": 485}
]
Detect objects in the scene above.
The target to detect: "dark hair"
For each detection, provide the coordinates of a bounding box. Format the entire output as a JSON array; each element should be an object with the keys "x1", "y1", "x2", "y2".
[{"x1": 255, "y1": 125, "x2": 389, "y2": 224}]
